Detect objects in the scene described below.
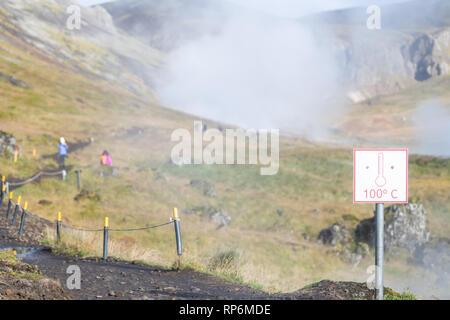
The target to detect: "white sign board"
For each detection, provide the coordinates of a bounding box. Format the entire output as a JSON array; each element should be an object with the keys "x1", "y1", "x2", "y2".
[{"x1": 353, "y1": 149, "x2": 408, "y2": 203}]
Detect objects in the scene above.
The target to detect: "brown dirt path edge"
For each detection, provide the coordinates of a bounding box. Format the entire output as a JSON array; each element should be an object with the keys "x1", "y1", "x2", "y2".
[
  {"x1": 0, "y1": 202, "x2": 376, "y2": 300},
  {"x1": 21, "y1": 254, "x2": 272, "y2": 300}
]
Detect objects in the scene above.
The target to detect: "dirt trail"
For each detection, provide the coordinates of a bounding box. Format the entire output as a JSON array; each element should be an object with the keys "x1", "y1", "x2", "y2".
[
  {"x1": 0, "y1": 204, "x2": 379, "y2": 300},
  {"x1": 0, "y1": 204, "x2": 270, "y2": 300},
  {"x1": 0, "y1": 181, "x2": 379, "y2": 299}
]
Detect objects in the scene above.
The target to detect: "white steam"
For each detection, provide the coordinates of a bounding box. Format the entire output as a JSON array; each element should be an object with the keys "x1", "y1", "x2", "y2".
[
  {"x1": 413, "y1": 101, "x2": 450, "y2": 157},
  {"x1": 156, "y1": 6, "x2": 343, "y2": 138}
]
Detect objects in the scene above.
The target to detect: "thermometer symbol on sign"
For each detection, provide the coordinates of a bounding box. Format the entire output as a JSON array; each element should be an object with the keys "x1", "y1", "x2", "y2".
[{"x1": 375, "y1": 152, "x2": 387, "y2": 187}]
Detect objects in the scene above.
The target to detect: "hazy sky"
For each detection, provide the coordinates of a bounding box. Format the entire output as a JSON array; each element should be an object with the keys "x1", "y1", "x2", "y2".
[{"x1": 76, "y1": 0, "x2": 410, "y2": 17}]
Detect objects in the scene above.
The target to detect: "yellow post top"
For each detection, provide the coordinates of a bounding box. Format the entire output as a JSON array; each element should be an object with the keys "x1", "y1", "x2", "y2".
[
  {"x1": 173, "y1": 207, "x2": 179, "y2": 219},
  {"x1": 57, "y1": 212, "x2": 62, "y2": 221},
  {"x1": 1, "y1": 176, "x2": 5, "y2": 182},
  {"x1": 24, "y1": 202, "x2": 28, "y2": 211},
  {"x1": 104, "y1": 217, "x2": 109, "y2": 227},
  {"x1": 17, "y1": 195, "x2": 21, "y2": 204},
  {"x1": 9, "y1": 192, "x2": 13, "y2": 199}
]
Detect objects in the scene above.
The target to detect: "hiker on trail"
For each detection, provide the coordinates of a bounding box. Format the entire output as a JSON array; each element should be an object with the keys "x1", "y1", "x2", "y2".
[
  {"x1": 58, "y1": 137, "x2": 68, "y2": 169},
  {"x1": 100, "y1": 150, "x2": 112, "y2": 166}
]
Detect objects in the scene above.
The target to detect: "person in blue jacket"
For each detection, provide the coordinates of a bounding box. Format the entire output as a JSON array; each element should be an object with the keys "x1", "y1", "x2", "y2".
[{"x1": 58, "y1": 137, "x2": 68, "y2": 169}]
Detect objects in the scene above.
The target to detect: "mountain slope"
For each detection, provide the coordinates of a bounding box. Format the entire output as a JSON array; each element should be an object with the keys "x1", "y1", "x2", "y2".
[
  {"x1": 0, "y1": 0, "x2": 162, "y2": 96},
  {"x1": 0, "y1": 0, "x2": 448, "y2": 299},
  {"x1": 103, "y1": 0, "x2": 450, "y2": 102}
]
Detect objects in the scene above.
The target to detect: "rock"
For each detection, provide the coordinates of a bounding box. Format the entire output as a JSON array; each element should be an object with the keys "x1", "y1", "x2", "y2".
[
  {"x1": 108, "y1": 290, "x2": 116, "y2": 296},
  {"x1": 276, "y1": 209, "x2": 285, "y2": 217},
  {"x1": 0, "y1": 72, "x2": 31, "y2": 88},
  {"x1": 38, "y1": 199, "x2": 52, "y2": 206},
  {"x1": 185, "y1": 206, "x2": 232, "y2": 228},
  {"x1": 210, "y1": 210, "x2": 232, "y2": 228},
  {"x1": 0, "y1": 131, "x2": 19, "y2": 158},
  {"x1": 74, "y1": 189, "x2": 101, "y2": 202},
  {"x1": 317, "y1": 222, "x2": 369, "y2": 266},
  {"x1": 189, "y1": 179, "x2": 217, "y2": 198},
  {"x1": 317, "y1": 223, "x2": 350, "y2": 246},
  {"x1": 116, "y1": 291, "x2": 124, "y2": 297},
  {"x1": 355, "y1": 202, "x2": 430, "y2": 252}
]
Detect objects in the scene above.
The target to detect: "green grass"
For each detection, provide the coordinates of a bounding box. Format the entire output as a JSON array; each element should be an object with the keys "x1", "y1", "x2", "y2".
[{"x1": 385, "y1": 288, "x2": 418, "y2": 300}]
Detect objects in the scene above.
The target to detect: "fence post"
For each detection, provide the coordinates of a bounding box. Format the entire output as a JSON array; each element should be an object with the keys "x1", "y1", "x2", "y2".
[
  {"x1": 6, "y1": 192, "x2": 13, "y2": 219},
  {"x1": 173, "y1": 208, "x2": 182, "y2": 268},
  {"x1": 75, "y1": 170, "x2": 82, "y2": 191},
  {"x1": 1, "y1": 175, "x2": 5, "y2": 192},
  {"x1": 11, "y1": 195, "x2": 21, "y2": 225},
  {"x1": 0, "y1": 184, "x2": 5, "y2": 210},
  {"x1": 57, "y1": 212, "x2": 62, "y2": 242},
  {"x1": 18, "y1": 202, "x2": 27, "y2": 235},
  {"x1": 103, "y1": 217, "x2": 109, "y2": 260}
]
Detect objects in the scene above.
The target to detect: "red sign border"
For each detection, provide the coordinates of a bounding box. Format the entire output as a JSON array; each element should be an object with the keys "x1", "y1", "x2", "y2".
[{"x1": 353, "y1": 148, "x2": 408, "y2": 204}]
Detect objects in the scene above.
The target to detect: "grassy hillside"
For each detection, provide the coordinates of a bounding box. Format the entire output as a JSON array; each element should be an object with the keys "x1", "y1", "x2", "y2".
[
  {"x1": 335, "y1": 74, "x2": 450, "y2": 148},
  {"x1": 0, "y1": 1, "x2": 449, "y2": 299},
  {"x1": 1, "y1": 34, "x2": 449, "y2": 297}
]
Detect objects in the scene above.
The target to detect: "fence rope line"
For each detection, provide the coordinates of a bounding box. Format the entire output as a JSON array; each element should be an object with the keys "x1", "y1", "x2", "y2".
[
  {"x1": 109, "y1": 220, "x2": 174, "y2": 232},
  {"x1": 7, "y1": 172, "x2": 42, "y2": 187},
  {"x1": 2, "y1": 203, "x2": 174, "y2": 233},
  {"x1": 60, "y1": 222, "x2": 104, "y2": 232},
  {"x1": 6, "y1": 170, "x2": 65, "y2": 187},
  {"x1": 2, "y1": 193, "x2": 173, "y2": 233}
]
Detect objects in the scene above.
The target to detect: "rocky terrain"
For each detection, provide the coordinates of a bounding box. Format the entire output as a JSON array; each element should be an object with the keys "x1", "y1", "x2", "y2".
[
  {"x1": 103, "y1": 0, "x2": 450, "y2": 103},
  {"x1": 0, "y1": 0, "x2": 162, "y2": 97},
  {"x1": 0, "y1": 251, "x2": 69, "y2": 300},
  {"x1": 317, "y1": 202, "x2": 450, "y2": 293}
]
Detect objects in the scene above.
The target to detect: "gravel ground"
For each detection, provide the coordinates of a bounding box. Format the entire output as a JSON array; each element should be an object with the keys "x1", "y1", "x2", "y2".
[{"x1": 0, "y1": 199, "x2": 377, "y2": 300}]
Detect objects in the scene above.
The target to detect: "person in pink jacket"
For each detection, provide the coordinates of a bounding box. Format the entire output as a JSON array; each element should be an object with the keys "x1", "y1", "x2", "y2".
[{"x1": 100, "y1": 150, "x2": 112, "y2": 166}]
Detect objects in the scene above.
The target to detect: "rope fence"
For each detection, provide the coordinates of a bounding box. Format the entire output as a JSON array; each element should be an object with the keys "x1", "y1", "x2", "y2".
[
  {"x1": 0, "y1": 175, "x2": 183, "y2": 265},
  {"x1": 4, "y1": 170, "x2": 66, "y2": 190}
]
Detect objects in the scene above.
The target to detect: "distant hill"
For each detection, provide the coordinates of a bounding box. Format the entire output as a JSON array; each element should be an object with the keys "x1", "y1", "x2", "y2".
[
  {"x1": 102, "y1": 0, "x2": 264, "y2": 51},
  {"x1": 302, "y1": 0, "x2": 450, "y2": 30},
  {"x1": 103, "y1": 0, "x2": 450, "y2": 103}
]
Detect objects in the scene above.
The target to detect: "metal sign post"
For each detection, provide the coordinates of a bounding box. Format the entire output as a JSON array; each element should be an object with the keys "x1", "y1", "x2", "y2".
[
  {"x1": 354, "y1": 149, "x2": 408, "y2": 300},
  {"x1": 375, "y1": 203, "x2": 384, "y2": 300}
]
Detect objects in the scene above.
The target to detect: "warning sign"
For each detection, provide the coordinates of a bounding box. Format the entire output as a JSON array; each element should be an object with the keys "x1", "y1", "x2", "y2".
[{"x1": 353, "y1": 149, "x2": 408, "y2": 203}]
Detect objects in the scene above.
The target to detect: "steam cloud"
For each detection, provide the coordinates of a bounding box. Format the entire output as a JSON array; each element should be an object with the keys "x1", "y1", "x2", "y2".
[
  {"x1": 413, "y1": 101, "x2": 450, "y2": 157},
  {"x1": 155, "y1": 4, "x2": 344, "y2": 139}
]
